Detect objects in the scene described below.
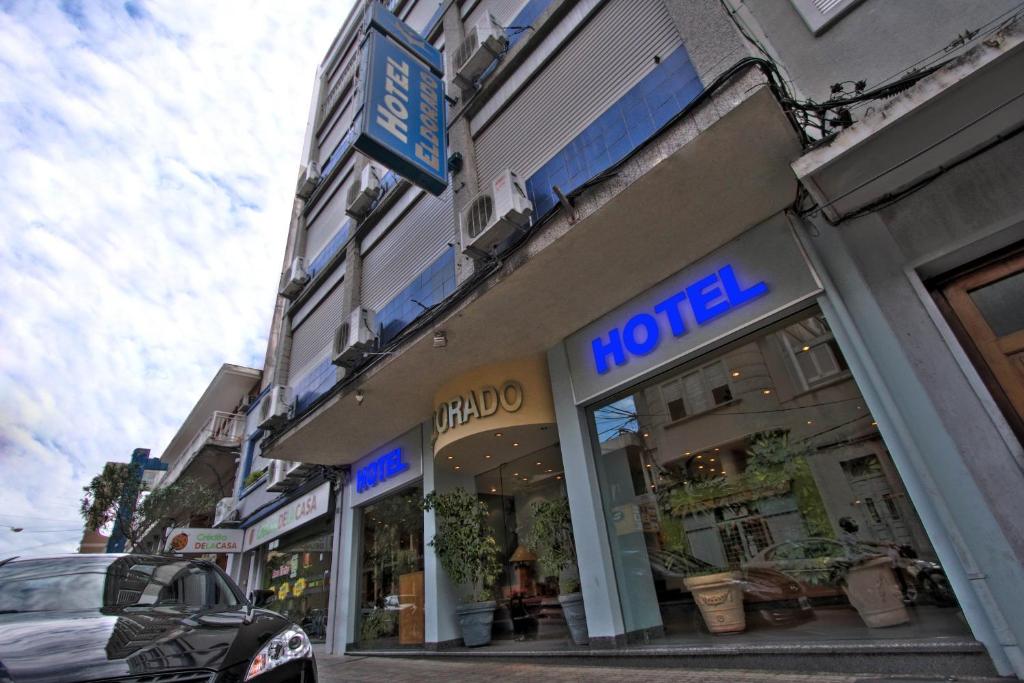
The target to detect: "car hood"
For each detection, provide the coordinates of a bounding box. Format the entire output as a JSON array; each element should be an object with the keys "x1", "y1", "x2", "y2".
[{"x1": 0, "y1": 606, "x2": 289, "y2": 683}]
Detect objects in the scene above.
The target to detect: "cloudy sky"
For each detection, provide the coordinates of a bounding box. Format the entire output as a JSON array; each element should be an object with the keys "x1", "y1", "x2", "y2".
[{"x1": 0, "y1": 0, "x2": 354, "y2": 556}]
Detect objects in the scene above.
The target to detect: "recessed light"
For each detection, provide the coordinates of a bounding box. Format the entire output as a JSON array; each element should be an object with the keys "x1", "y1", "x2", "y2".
[
  {"x1": 698, "y1": 465, "x2": 704, "y2": 469},
  {"x1": 495, "y1": 432, "x2": 503, "y2": 437},
  {"x1": 684, "y1": 451, "x2": 692, "y2": 456},
  {"x1": 802, "y1": 345, "x2": 811, "y2": 352},
  {"x1": 546, "y1": 469, "x2": 553, "y2": 473},
  {"x1": 485, "y1": 454, "x2": 492, "y2": 459},
  {"x1": 513, "y1": 472, "x2": 519, "y2": 476},
  {"x1": 556, "y1": 475, "x2": 562, "y2": 480},
  {"x1": 536, "y1": 462, "x2": 541, "y2": 466},
  {"x1": 454, "y1": 465, "x2": 461, "y2": 470},
  {"x1": 807, "y1": 420, "x2": 813, "y2": 425},
  {"x1": 513, "y1": 442, "x2": 520, "y2": 447},
  {"x1": 643, "y1": 432, "x2": 649, "y2": 438},
  {"x1": 650, "y1": 484, "x2": 656, "y2": 489},
  {"x1": 696, "y1": 454, "x2": 702, "y2": 459},
  {"x1": 714, "y1": 448, "x2": 720, "y2": 452},
  {"x1": 763, "y1": 389, "x2": 772, "y2": 395},
  {"x1": 709, "y1": 458, "x2": 715, "y2": 462},
  {"x1": 645, "y1": 464, "x2": 651, "y2": 468},
  {"x1": 731, "y1": 371, "x2": 741, "y2": 378},
  {"x1": 447, "y1": 455, "x2": 454, "y2": 460},
  {"x1": 871, "y1": 421, "x2": 877, "y2": 426},
  {"x1": 490, "y1": 487, "x2": 497, "y2": 493}
]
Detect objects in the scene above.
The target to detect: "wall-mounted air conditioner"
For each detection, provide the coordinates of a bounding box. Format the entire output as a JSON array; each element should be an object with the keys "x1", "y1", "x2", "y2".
[
  {"x1": 345, "y1": 163, "x2": 384, "y2": 220},
  {"x1": 332, "y1": 307, "x2": 378, "y2": 368},
  {"x1": 279, "y1": 257, "x2": 310, "y2": 300},
  {"x1": 296, "y1": 162, "x2": 321, "y2": 199},
  {"x1": 257, "y1": 385, "x2": 292, "y2": 431},
  {"x1": 459, "y1": 169, "x2": 533, "y2": 258},
  {"x1": 265, "y1": 460, "x2": 292, "y2": 492},
  {"x1": 452, "y1": 14, "x2": 506, "y2": 90},
  {"x1": 214, "y1": 497, "x2": 240, "y2": 527}
]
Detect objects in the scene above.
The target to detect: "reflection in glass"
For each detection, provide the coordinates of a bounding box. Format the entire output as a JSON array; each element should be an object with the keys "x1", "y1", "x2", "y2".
[
  {"x1": 357, "y1": 486, "x2": 424, "y2": 647},
  {"x1": 591, "y1": 309, "x2": 965, "y2": 643},
  {"x1": 262, "y1": 528, "x2": 333, "y2": 642}
]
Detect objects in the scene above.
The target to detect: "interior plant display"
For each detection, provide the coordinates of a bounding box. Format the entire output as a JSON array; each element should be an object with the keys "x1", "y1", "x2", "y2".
[
  {"x1": 421, "y1": 488, "x2": 502, "y2": 647},
  {"x1": 523, "y1": 497, "x2": 588, "y2": 645},
  {"x1": 360, "y1": 607, "x2": 396, "y2": 642},
  {"x1": 682, "y1": 566, "x2": 747, "y2": 634}
]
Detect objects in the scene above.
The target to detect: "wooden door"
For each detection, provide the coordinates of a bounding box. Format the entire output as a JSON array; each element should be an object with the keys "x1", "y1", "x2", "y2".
[{"x1": 939, "y1": 251, "x2": 1024, "y2": 438}]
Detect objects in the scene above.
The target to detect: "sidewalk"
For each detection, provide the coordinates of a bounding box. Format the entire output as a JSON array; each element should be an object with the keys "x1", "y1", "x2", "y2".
[{"x1": 313, "y1": 652, "x2": 1006, "y2": 683}]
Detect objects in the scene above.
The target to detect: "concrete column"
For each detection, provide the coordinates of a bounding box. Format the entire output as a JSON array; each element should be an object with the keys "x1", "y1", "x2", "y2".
[
  {"x1": 546, "y1": 342, "x2": 626, "y2": 646},
  {"x1": 330, "y1": 478, "x2": 362, "y2": 652},
  {"x1": 421, "y1": 423, "x2": 476, "y2": 646},
  {"x1": 443, "y1": 4, "x2": 481, "y2": 285},
  {"x1": 325, "y1": 482, "x2": 349, "y2": 654}
]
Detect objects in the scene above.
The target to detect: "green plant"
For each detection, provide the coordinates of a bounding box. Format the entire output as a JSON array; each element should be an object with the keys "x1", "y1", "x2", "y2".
[
  {"x1": 523, "y1": 497, "x2": 580, "y2": 594},
  {"x1": 360, "y1": 607, "x2": 395, "y2": 641},
  {"x1": 243, "y1": 468, "x2": 267, "y2": 488},
  {"x1": 422, "y1": 488, "x2": 501, "y2": 603}
]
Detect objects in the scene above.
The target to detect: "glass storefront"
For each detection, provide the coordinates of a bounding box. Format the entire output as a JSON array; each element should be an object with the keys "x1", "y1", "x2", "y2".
[
  {"x1": 475, "y1": 446, "x2": 573, "y2": 642},
  {"x1": 357, "y1": 486, "x2": 425, "y2": 647},
  {"x1": 590, "y1": 308, "x2": 968, "y2": 643},
  {"x1": 261, "y1": 517, "x2": 333, "y2": 642}
]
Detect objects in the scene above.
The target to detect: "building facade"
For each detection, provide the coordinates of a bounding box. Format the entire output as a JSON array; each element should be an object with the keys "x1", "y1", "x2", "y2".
[{"x1": 238, "y1": 0, "x2": 1023, "y2": 676}]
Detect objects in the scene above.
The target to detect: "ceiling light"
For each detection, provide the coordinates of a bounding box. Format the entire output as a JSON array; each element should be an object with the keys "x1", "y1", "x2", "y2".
[
  {"x1": 536, "y1": 462, "x2": 541, "y2": 466},
  {"x1": 556, "y1": 475, "x2": 562, "y2": 480},
  {"x1": 696, "y1": 454, "x2": 702, "y2": 459},
  {"x1": 698, "y1": 465, "x2": 704, "y2": 469},
  {"x1": 807, "y1": 420, "x2": 813, "y2": 425},
  {"x1": 513, "y1": 473, "x2": 519, "y2": 476},
  {"x1": 731, "y1": 371, "x2": 740, "y2": 378},
  {"x1": 871, "y1": 421, "x2": 877, "y2": 426},
  {"x1": 684, "y1": 451, "x2": 691, "y2": 456},
  {"x1": 490, "y1": 487, "x2": 497, "y2": 493},
  {"x1": 513, "y1": 442, "x2": 519, "y2": 447},
  {"x1": 447, "y1": 455, "x2": 454, "y2": 460},
  {"x1": 485, "y1": 454, "x2": 491, "y2": 459},
  {"x1": 645, "y1": 464, "x2": 651, "y2": 468},
  {"x1": 433, "y1": 330, "x2": 448, "y2": 348},
  {"x1": 454, "y1": 465, "x2": 461, "y2": 470},
  {"x1": 714, "y1": 448, "x2": 720, "y2": 452},
  {"x1": 802, "y1": 345, "x2": 811, "y2": 352},
  {"x1": 546, "y1": 469, "x2": 553, "y2": 473},
  {"x1": 495, "y1": 432, "x2": 503, "y2": 437},
  {"x1": 709, "y1": 458, "x2": 715, "y2": 462},
  {"x1": 762, "y1": 389, "x2": 772, "y2": 395}
]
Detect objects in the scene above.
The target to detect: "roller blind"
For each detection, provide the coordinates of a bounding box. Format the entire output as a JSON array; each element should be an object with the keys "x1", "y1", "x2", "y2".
[{"x1": 290, "y1": 279, "x2": 345, "y2": 380}]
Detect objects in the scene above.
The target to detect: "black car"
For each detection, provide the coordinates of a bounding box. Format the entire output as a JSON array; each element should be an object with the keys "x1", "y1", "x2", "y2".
[{"x1": 0, "y1": 554, "x2": 317, "y2": 683}]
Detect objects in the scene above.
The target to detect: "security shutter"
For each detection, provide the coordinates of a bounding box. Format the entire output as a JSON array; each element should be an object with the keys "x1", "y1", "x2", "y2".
[
  {"x1": 361, "y1": 185, "x2": 455, "y2": 311},
  {"x1": 290, "y1": 279, "x2": 345, "y2": 380},
  {"x1": 472, "y1": 0, "x2": 681, "y2": 186},
  {"x1": 464, "y1": 0, "x2": 526, "y2": 30},
  {"x1": 318, "y1": 91, "x2": 359, "y2": 163},
  {"x1": 790, "y1": 0, "x2": 865, "y2": 35},
  {"x1": 305, "y1": 163, "x2": 356, "y2": 262}
]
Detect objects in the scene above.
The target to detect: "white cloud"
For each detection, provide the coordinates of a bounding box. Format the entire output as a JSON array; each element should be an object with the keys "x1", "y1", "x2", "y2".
[{"x1": 0, "y1": 0, "x2": 355, "y2": 556}]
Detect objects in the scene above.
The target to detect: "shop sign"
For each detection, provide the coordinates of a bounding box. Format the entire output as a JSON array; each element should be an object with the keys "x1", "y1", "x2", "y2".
[
  {"x1": 356, "y1": 447, "x2": 409, "y2": 493},
  {"x1": 433, "y1": 380, "x2": 523, "y2": 436},
  {"x1": 354, "y1": 30, "x2": 448, "y2": 196},
  {"x1": 243, "y1": 481, "x2": 332, "y2": 550},
  {"x1": 351, "y1": 425, "x2": 424, "y2": 507},
  {"x1": 564, "y1": 217, "x2": 823, "y2": 404},
  {"x1": 164, "y1": 528, "x2": 243, "y2": 554}
]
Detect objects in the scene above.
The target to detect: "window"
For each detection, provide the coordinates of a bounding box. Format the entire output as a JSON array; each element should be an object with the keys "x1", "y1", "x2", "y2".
[
  {"x1": 660, "y1": 361, "x2": 733, "y2": 421},
  {"x1": 781, "y1": 314, "x2": 848, "y2": 389},
  {"x1": 789, "y1": 0, "x2": 866, "y2": 36}
]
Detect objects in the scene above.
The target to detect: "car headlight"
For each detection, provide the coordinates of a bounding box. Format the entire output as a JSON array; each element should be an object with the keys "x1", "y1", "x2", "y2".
[{"x1": 245, "y1": 626, "x2": 312, "y2": 681}]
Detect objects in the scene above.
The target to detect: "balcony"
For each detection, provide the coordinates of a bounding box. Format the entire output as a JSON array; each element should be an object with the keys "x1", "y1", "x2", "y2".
[
  {"x1": 214, "y1": 496, "x2": 240, "y2": 527},
  {"x1": 160, "y1": 411, "x2": 245, "y2": 489}
]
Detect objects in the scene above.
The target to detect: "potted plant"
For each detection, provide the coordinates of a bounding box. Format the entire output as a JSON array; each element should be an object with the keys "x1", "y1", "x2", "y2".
[
  {"x1": 838, "y1": 552, "x2": 910, "y2": 628},
  {"x1": 523, "y1": 497, "x2": 589, "y2": 645},
  {"x1": 421, "y1": 488, "x2": 501, "y2": 647},
  {"x1": 683, "y1": 567, "x2": 746, "y2": 634}
]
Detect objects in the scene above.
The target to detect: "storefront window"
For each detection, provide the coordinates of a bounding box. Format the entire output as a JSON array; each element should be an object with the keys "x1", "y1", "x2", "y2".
[
  {"x1": 262, "y1": 522, "x2": 333, "y2": 642},
  {"x1": 590, "y1": 309, "x2": 968, "y2": 643},
  {"x1": 475, "y1": 446, "x2": 572, "y2": 642},
  {"x1": 357, "y1": 486, "x2": 424, "y2": 647}
]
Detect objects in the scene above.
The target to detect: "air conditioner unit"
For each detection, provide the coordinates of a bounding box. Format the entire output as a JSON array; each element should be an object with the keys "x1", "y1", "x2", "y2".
[
  {"x1": 278, "y1": 257, "x2": 310, "y2": 299},
  {"x1": 296, "y1": 162, "x2": 321, "y2": 199},
  {"x1": 265, "y1": 460, "x2": 293, "y2": 492},
  {"x1": 332, "y1": 307, "x2": 377, "y2": 368},
  {"x1": 214, "y1": 497, "x2": 240, "y2": 527},
  {"x1": 345, "y1": 163, "x2": 384, "y2": 220},
  {"x1": 459, "y1": 169, "x2": 533, "y2": 257},
  {"x1": 257, "y1": 385, "x2": 292, "y2": 431},
  {"x1": 452, "y1": 14, "x2": 506, "y2": 90}
]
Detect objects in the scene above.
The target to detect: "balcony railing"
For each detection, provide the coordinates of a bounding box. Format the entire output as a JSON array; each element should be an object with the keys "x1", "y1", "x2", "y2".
[{"x1": 160, "y1": 411, "x2": 245, "y2": 488}]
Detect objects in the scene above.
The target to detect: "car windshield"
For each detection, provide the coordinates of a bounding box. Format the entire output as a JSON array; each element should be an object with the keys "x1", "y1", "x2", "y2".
[{"x1": 0, "y1": 556, "x2": 242, "y2": 613}]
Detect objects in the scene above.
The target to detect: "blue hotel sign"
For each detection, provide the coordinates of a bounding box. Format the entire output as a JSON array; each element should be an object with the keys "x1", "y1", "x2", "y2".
[
  {"x1": 364, "y1": 2, "x2": 444, "y2": 77},
  {"x1": 563, "y1": 217, "x2": 824, "y2": 404},
  {"x1": 356, "y1": 447, "x2": 409, "y2": 493},
  {"x1": 354, "y1": 29, "x2": 448, "y2": 196}
]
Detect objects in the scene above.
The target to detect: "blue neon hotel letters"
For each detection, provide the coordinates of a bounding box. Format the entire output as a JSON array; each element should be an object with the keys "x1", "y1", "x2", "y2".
[
  {"x1": 592, "y1": 265, "x2": 768, "y2": 374},
  {"x1": 356, "y1": 447, "x2": 409, "y2": 493},
  {"x1": 355, "y1": 31, "x2": 448, "y2": 196}
]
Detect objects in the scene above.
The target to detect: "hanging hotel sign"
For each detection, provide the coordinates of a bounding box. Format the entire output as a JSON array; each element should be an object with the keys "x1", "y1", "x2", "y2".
[
  {"x1": 363, "y1": 2, "x2": 444, "y2": 77},
  {"x1": 351, "y1": 425, "x2": 423, "y2": 507},
  {"x1": 354, "y1": 29, "x2": 448, "y2": 196},
  {"x1": 164, "y1": 528, "x2": 244, "y2": 554},
  {"x1": 243, "y1": 481, "x2": 332, "y2": 550},
  {"x1": 564, "y1": 216, "x2": 823, "y2": 404}
]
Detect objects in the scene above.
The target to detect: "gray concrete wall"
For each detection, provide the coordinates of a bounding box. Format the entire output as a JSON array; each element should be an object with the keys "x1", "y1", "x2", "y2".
[{"x1": 738, "y1": 0, "x2": 1021, "y2": 102}]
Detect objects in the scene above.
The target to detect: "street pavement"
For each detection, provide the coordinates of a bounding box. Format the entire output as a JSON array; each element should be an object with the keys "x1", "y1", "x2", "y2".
[{"x1": 314, "y1": 653, "x2": 1005, "y2": 682}]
